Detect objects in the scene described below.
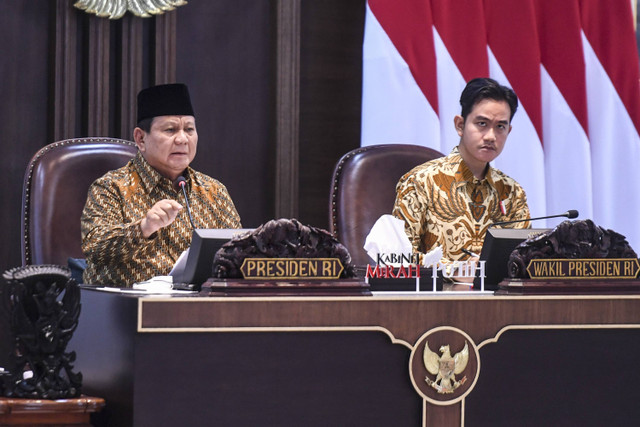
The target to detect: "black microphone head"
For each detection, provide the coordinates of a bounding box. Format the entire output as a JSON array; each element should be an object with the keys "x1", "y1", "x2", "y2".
[
  {"x1": 566, "y1": 209, "x2": 579, "y2": 219},
  {"x1": 176, "y1": 176, "x2": 187, "y2": 188}
]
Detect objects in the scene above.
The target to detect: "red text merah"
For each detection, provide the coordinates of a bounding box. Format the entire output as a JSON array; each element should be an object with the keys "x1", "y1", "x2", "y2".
[{"x1": 365, "y1": 264, "x2": 421, "y2": 279}]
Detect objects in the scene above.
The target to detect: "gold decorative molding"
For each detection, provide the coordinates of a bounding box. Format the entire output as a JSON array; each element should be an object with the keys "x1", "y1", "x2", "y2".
[
  {"x1": 424, "y1": 341, "x2": 469, "y2": 394},
  {"x1": 409, "y1": 327, "x2": 480, "y2": 406},
  {"x1": 73, "y1": 0, "x2": 187, "y2": 19}
]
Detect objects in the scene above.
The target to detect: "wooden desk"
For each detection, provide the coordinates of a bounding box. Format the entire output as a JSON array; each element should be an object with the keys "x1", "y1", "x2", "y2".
[
  {"x1": 0, "y1": 396, "x2": 104, "y2": 426},
  {"x1": 69, "y1": 288, "x2": 640, "y2": 426}
]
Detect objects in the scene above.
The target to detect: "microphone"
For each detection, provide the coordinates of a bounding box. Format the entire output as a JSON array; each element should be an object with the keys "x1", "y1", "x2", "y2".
[
  {"x1": 176, "y1": 176, "x2": 196, "y2": 229},
  {"x1": 491, "y1": 209, "x2": 578, "y2": 227}
]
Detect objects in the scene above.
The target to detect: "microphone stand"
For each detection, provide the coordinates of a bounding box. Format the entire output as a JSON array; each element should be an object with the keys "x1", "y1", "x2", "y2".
[
  {"x1": 177, "y1": 176, "x2": 196, "y2": 229},
  {"x1": 491, "y1": 210, "x2": 579, "y2": 227}
]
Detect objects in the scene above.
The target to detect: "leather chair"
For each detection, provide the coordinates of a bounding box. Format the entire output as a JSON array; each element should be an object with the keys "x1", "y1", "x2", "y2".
[
  {"x1": 329, "y1": 144, "x2": 444, "y2": 266},
  {"x1": 22, "y1": 137, "x2": 138, "y2": 266}
]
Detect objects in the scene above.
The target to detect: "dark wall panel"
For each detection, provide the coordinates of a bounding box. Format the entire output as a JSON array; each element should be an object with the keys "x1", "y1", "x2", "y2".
[
  {"x1": 0, "y1": 2, "x2": 51, "y2": 273},
  {"x1": 176, "y1": 1, "x2": 274, "y2": 228},
  {"x1": 298, "y1": 0, "x2": 365, "y2": 230}
]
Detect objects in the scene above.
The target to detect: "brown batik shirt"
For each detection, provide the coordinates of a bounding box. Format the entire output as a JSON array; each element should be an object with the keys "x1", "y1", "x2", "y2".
[
  {"x1": 81, "y1": 152, "x2": 242, "y2": 286},
  {"x1": 392, "y1": 147, "x2": 530, "y2": 263}
]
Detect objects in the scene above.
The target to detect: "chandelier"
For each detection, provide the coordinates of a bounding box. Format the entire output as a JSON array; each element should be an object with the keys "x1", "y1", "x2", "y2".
[{"x1": 73, "y1": 0, "x2": 188, "y2": 19}]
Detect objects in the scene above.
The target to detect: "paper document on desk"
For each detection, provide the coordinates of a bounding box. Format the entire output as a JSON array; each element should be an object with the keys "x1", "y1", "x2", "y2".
[
  {"x1": 95, "y1": 287, "x2": 195, "y2": 295},
  {"x1": 94, "y1": 275, "x2": 196, "y2": 295}
]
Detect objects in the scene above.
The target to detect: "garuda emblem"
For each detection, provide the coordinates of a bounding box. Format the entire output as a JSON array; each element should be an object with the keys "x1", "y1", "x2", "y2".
[{"x1": 423, "y1": 341, "x2": 469, "y2": 394}]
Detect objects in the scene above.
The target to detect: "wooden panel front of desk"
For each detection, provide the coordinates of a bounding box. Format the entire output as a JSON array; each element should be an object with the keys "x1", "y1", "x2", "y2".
[{"x1": 70, "y1": 290, "x2": 640, "y2": 427}]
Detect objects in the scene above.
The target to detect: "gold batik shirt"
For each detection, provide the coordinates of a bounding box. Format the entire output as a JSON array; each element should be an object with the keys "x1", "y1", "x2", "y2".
[
  {"x1": 81, "y1": 152, "x2": 242, "y2": 286},
  {"x1": 392, "y1": 147, "x2": 530, "y2": 263}
]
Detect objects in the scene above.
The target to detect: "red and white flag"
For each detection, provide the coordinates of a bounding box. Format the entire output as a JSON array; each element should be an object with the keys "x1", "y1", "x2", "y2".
[{"x1": 362, "y1": 0, "x2": 640, "y2": 250}]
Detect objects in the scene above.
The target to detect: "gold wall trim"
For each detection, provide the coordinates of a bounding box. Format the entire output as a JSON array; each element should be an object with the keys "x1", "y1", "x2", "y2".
[
  {"x1": 137, "y1": 322, "x2": 414, "y2": 350},
  {"x1": 478, "y1": 322, "x2": 640, "y2": 349}
]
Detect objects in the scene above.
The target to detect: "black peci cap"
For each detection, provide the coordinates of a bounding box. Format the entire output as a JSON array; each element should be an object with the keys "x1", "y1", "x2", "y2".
[{"x1": 137, "y1": 83, "x2": 195, "y2": 123}]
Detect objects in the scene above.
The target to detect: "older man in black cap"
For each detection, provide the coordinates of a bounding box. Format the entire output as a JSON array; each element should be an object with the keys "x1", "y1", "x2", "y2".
[{"x1": 81, "y1": 83, "x2": 241, "y2": 287}]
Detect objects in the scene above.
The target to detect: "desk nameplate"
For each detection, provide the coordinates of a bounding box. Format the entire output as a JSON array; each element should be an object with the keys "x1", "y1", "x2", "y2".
[{"x1": 526, "y1": 258, "x2": 640, "y2": 280}]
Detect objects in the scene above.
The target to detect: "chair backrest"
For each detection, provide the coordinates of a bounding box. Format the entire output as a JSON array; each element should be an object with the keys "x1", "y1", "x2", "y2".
[
  {"x1": 329, "y1": 144, "x2": 444, "y2": 266},
  {"x1": 22, "y1": 137, "x2": 138, "y2": 266}
]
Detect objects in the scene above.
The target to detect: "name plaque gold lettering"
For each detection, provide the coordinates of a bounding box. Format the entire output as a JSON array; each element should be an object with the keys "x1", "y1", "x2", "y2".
[
  {"x1": 526, "y1": 258, "x2": 640, "y2": 280},
  {"x1": 240, "y1": 258, "x2": 344, "y2": 280}
]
